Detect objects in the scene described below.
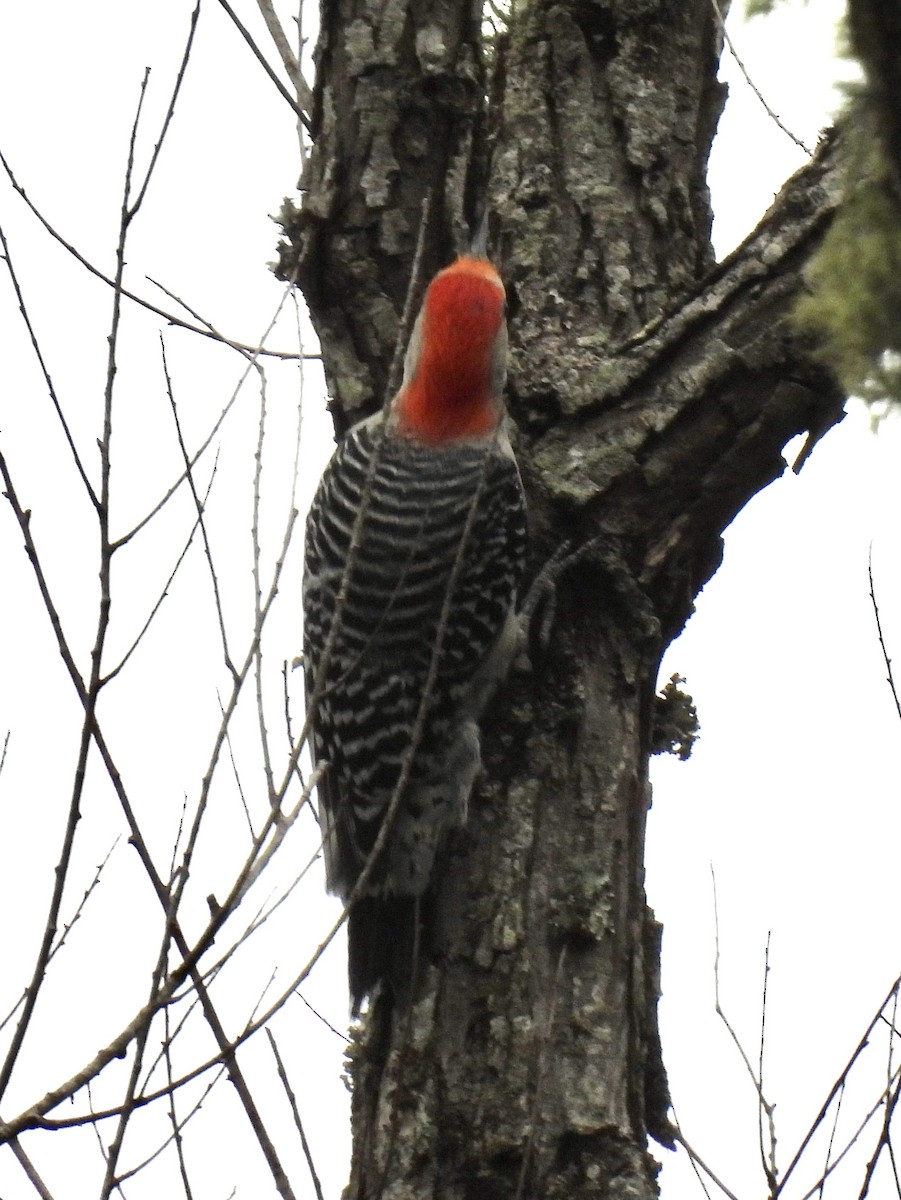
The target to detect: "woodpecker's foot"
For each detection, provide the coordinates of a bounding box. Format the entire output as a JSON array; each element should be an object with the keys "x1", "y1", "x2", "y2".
[
  {"x1": 520, "y1": 537, "x2": 661, "y2": 657},
  {"x1": 520, "y1": 542, "x2": 573, "y2": 658}
]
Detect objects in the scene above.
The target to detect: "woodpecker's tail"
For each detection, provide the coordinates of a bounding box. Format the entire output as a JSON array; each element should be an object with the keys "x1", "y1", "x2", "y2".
[{"x1": 347, "y1": 895, "x2": 421, "y2": 1016}]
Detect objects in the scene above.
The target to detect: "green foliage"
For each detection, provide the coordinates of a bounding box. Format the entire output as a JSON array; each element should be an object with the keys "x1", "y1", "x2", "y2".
[
  {"x1": 794, "y1": 116, "x2": 901, "y2": 411},
  {"x1": 745, "y1": 0, "x2": 805, "y2": 17}
]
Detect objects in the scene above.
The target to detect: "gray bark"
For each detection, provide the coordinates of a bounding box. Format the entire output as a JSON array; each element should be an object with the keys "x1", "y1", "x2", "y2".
[{"x1": 278, "y1": 1, "x2": 847, "y2": 1196}]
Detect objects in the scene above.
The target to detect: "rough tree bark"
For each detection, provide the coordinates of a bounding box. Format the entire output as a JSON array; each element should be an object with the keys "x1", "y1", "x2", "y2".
[{"x1": 278, "y1": 1, "x2": 847, "y2": 1196}]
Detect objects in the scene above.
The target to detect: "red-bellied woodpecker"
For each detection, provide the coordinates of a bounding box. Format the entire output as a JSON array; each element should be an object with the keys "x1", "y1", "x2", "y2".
[{"x1": 303, "y1": 255, "x2": 527, "y2": 1011}]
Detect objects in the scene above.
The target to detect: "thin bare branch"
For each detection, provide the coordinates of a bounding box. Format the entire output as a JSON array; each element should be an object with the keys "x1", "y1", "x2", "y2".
[
  {"x1": 794, "y1": 1063, "x2": 901, "y2": 1200},
  {"x1": 857, "y1": 1056, "x2": 901, "y2": 1197},
  {"x1": 214, "y1": 0, "x2": 312, "y2": 129},
  {"x1": 266, "y1": 1029, "x2": 325, "y2": 1200},
  {"x1": 0, "y1": 309, "x2": 299, "y2": 1200},
  {"x1": 711, "y1": 867, "x2": 772, "y2": 1102},
  {"x1": 128, "y1": 1, "x2": 201, "y2": 218},
  {"x1": 164, "y1": 1008, "x2": 196, "y2": 1199},
  {"x1": 817, "y1": 1079, "x2": 847, "y2": 1200},
  {"x1": 0, "y1": 222, "x2": 97, "y2": 506},
  {"x1": 0, "y1": 457, "x2": 87, "y2": 700},
  {"x1": 759, "y1": 934, "x2": 778, "y2": 1192},
  {"x1": 100, "y1": 898, "x2": 177, "y2": 1199},
  {"x1": 160, "y1": 337, "x2": 237, "y2": 676},
  {"x1": 671, "y1": 1125, "x2": 742, "y2": 1200},
  {"x1": 218, "y1": 689, "x2": 257, "y2": 838},
  {"x1": 115, "y1": 277, "x2": 303, "y2": 548},
  {"x1": 8, "y1": 1138, "x2": 58, "y2": 1199},
  {"x1": 295, "y1": 990, "x2": 350, "y2": 1043},
  {"x1": 868, "y1": 545, "x2": 901, "y2": 724},
  {"x1": 671, "y1": 1104, "x2": 715, "y2": 1200},
  {"x1": 0, "y1": 148, "x2": 309, "y2": 360},
  {"x1": 779, "y1": 976, "x2": 901, "y2": 1193},
  {"x1": 100, "y1": 458, "x2": 218, "y2": 684},
  {"x1": 115, "y1": 1071, "x2": 218, "y2": 1186},
  {"x1": 251, "y1": 362, "x2": 276, "y2": 797},
  {"x1": 256, "y1": 0, "x2": 313, "y2": 111},
  {"x1": 0, "y1": 468, "x2": 93, "y2": 1104},
  {"x1": 0, "y1": 839, "x2": 120, "y2": 1036},
  {"x1": 709, "y1": 0, "x2": 813, "y2": 157},
  {"x1": 0, "y1": 537, "x2": 95, "y2": 1104}
]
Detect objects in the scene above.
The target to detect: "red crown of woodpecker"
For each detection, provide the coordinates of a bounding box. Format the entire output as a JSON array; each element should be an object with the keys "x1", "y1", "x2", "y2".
[{"x1": 393, "y1": 257, "x2": 507, "y2": 445}]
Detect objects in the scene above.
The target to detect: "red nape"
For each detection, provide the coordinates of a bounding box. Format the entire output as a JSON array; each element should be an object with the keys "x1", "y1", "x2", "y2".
[{"x1": 395, "y1": 263, "x2": 505, "y2": 445}]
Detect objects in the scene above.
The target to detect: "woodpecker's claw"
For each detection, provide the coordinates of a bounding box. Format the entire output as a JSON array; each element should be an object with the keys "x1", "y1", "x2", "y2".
[
  {"x1": 519, "y1": 537, "x2": 662, "y2": 660},
  {"x1": 520, "y1": 542, "x2": 572, "y2": 658}
]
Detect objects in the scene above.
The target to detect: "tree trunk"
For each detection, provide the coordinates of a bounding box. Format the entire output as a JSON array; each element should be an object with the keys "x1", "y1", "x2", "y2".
[{"x1": 279, "y1": 1, "x2": 848, "y2": 1195}]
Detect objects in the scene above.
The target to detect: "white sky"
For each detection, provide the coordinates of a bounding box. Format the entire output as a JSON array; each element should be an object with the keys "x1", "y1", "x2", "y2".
[{"x1": 1, "y1": 1, "x2": 900, "y2": 1198}]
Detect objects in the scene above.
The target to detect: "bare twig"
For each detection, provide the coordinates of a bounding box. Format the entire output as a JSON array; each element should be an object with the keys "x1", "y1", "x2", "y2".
[
  {"x1": 0, "y1": 222, "x2": 97, "y2": 506},
  {"x1": 100, "y1": 896, "x2": 178, "y2": 1199},
  {"x1": 256, "y1": 0, "x2": 313, "y2": 110},
  {"x1": 0, "y1": 149, "x2": 309, "y2": 361},
  {"x1": 163, "y1": 1008, "x2": 196, "y2": 1199},
  {"x1": 709, "y1": 0, "x2": 813, "y2": 157},
  {"x1": 251, "y1": 361, "x2": 276, "y2": 798},
  {"x1": 219, "y1": 688, "x2": 257, "y2": 838},
  {"x1": 266, "y1": 1029, "x2": 326, "y2": 1200},
  {"x1": 167, "y1": 503, "x2": 301, "y2": 922},
  {"x1": 160, "y1": 337, "x2": 237, "y2": 676},
  {"x1": 779, "y1": 976, "x2": 901, "y2": 1194},
  {"x1": 128, "y1": 1, "x2": 201, "y2": 218},
  {"x1": 0, "y1": 80, "x2": 300, "y2": 1197},
  {"x1": 0, "y1": 839, "x2": 120, "y2": 1036},
  {"x1": 857, "y1": 1051, "x2": 901, "y2": 1197},
  {"x1": 671, "y1": 1124, "x2": 742, "y2": 1200},
  {"x1": 295, "y1": 990, "x2": 349, "y2": 1042},
  {"x1": 0, "y1": 62, "x2": 153, "y2": 1109},
  {"x1": 868, "y1": 545, "x2": 901, "y2": 724},
  {"x1": 759, "y1": 933, "x2": 778, "y2": 1192},
  {"x1": 117, "y1": 276, "x2": 302, "y2": 548},
  {"x1": 0, "y1": 466, "x2": 95, "y2": 1103},
  {"x1": 8, "y1": 1138, "x2": 58, "y2": 1199},
  {"x1": 671, "y1": 1104, "x2": 714, "y2": 1200},
  {"x1": 100, "y1": 458, "x2": 218, "y2": 684},
  {"x1": 214, "y1": 0, "x2": 312, "y2": 129},
  {"x1": 118, "y1": 1049, "x2": 222, "y2": 1185},
  {"x1": 817, "y1": 1079, "x2": 847, "y2": 1200},
  {"x1": 794, "y1": 1063, "x2": 901, "y2": 1200},
  {"x1": 711, "y1": 868, "x2": 776, "y2": 1142}
]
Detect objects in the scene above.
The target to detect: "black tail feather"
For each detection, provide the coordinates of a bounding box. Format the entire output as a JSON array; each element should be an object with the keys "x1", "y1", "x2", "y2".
[{"x1": 348, "y1": 895, "x2": 420, "y2": 1015}]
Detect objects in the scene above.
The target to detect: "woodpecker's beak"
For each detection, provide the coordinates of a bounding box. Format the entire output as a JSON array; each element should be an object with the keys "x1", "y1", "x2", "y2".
[{"x1": 469, "y1": 211, "x2": 489, "y2": 259}]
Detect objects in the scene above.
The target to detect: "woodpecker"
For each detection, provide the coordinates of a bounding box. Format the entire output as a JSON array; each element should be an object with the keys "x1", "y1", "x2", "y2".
[{"x1": 302, "y1": 255, "x2": 527, "y2": 1011}]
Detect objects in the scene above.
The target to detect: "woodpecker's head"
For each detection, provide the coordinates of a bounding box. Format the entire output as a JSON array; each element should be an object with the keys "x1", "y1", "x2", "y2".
[{"x1": 392, "y1": 257, "x2": 507, "y2": 445}]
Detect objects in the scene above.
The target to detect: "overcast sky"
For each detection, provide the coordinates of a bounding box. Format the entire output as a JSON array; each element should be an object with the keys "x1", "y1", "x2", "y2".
[{"x1": 1, "y1": 2, "x2": 899, "y2": 1198}]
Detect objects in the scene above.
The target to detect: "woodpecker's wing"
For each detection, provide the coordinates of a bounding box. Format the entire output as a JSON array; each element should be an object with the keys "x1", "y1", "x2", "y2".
[{"x1": 302, "y1": 413, "x2": 526, "y2": 898}]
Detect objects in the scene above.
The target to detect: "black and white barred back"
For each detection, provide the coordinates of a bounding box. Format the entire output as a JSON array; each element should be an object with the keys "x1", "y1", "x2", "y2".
[{"x1": 303, "y1": 413, "x2": 527, "y2": 907}]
